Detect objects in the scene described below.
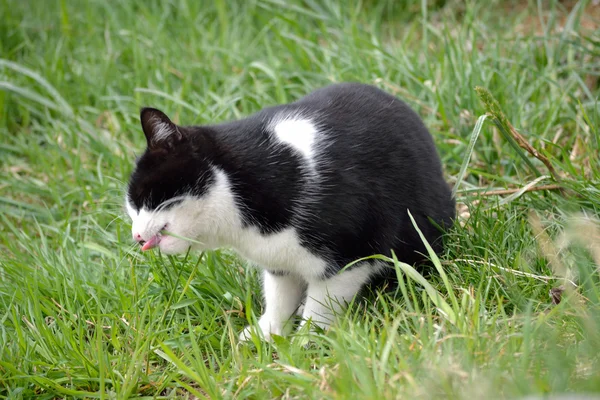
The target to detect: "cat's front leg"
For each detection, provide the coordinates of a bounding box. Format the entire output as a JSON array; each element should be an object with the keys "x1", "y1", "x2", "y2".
[
  {"x1": 240, "y1": 271, "x2": 306, "y2": 341},
  {"x1": 300, "y1": 263, "x2": 376, "y2": 331}
]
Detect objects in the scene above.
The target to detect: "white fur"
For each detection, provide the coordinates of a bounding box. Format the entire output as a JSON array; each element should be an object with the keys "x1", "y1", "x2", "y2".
[
  {"x1": 153, "y1": 120, "x2": 175, "y2": 141},
  {"x1": 270, "y1": 115, "x2": 317, "y2": 165},
  {"x1": 126, "y1": 201, "x2": 138, "y2": 219},
  {"x1": 234, "y1": 228, "x2": 328, "y2": 279}
]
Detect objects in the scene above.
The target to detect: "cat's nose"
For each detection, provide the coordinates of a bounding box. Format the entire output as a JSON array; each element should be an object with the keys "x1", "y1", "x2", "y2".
[{"x1": 133, "y1": 233, "x2": 144, "y2": 243}]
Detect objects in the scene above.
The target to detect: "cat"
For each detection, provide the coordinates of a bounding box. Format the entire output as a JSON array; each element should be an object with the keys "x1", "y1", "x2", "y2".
[{"x1": 125, "y1": 82, "x2": 455, "y2": 341}]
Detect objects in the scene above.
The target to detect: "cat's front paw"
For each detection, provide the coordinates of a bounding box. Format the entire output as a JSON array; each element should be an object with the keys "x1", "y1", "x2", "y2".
[
  {"x1": 239, "y1": 316, "x2": 284, "y2": 342},
  {"x1": 239, "y1": 325, "x2": 271, "y2": 342}
]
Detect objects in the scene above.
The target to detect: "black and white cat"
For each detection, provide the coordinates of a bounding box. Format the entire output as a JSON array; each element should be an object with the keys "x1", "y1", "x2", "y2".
[{"x1": 126, "y1": 83, "x2": 455, "y2": 340}]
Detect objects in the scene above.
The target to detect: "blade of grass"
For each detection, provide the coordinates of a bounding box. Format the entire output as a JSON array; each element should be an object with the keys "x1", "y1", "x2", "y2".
[
  {"x1": 475, "y1": 86, "x2": 561, "y2": 182},
  {"x1": 452, "y1": 114, "x2": 488, "y2": 198}
]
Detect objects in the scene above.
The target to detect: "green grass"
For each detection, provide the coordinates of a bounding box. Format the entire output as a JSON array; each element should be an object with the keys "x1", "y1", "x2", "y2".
[{"x1": 1, "y1": 0, "x2": 599, "y2": 398}]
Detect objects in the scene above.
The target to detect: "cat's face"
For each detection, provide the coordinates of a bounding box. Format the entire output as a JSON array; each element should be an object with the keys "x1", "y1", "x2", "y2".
[{"x1": 125, "y1": 108, "x2": 222, "y2": 254}]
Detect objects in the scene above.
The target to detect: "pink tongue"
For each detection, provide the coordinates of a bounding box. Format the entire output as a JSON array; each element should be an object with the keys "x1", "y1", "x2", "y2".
[{"x1": 141, "y1": 235, "x2": 161, "y2": 251}]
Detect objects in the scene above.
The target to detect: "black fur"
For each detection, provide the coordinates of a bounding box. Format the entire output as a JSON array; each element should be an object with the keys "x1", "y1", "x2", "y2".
[{"x1": 128, "y1": 83, "x2": 455, "y2": 277}]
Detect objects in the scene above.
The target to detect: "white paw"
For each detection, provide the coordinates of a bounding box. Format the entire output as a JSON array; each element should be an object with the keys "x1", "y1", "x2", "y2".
[
  {"x1": 239, "y1": 316, "x2": 281, "y2": 342},
  {"x1": 239, "y1": 324, "x2": 271, "y2": 342}
]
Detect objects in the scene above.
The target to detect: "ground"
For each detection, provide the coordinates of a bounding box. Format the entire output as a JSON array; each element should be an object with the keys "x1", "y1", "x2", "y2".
[{"x1": 0, "y1": 0, "x2": 599, "y2": 398}]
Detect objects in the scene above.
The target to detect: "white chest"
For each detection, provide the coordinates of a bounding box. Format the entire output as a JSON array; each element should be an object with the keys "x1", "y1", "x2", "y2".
[{"x1": 232, "y1": 226, "x2": 328, "y2": 280}]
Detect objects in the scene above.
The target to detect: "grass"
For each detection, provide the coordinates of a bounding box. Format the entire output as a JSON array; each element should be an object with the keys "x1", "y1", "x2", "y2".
[{"x1": 1, "y1": 0, "x2": 599, "y2": 398}]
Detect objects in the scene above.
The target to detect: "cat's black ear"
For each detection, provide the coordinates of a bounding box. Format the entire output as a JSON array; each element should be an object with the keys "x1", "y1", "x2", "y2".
[{"x1": 140, "y1": 107, "x2": 183, "y2": 150}]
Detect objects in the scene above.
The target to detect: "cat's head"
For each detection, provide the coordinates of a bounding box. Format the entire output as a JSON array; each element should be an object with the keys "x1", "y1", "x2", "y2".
[{"x1": 125, "y1": 108, "x2": 227, "y2": 254}]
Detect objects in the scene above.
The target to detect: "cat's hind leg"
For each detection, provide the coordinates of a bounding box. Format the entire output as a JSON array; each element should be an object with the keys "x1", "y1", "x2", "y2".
[{"x1": 299, "y1": 262, "x2": 381, "y2": 332}]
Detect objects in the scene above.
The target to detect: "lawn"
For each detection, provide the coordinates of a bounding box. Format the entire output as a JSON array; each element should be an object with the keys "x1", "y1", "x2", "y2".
[{"x1": 1, "y1": 0, "x2": 599, "y2": 398}]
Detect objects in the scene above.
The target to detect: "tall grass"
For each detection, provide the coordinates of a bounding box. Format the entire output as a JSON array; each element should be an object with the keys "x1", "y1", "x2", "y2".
[{"x1": 1, "y1": 0, "x2": 599, "y2": 398}]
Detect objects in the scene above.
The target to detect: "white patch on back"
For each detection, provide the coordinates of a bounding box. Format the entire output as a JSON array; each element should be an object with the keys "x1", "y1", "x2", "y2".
[{"x1": 270, "y1": 115, "x2": 318, "y2": 167}]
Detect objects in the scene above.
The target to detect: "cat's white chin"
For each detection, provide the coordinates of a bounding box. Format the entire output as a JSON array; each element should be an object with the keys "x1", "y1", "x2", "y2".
[{"x1": 155, "y1": 236, "x2": 192, "y2": 254}]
